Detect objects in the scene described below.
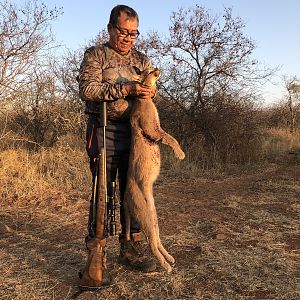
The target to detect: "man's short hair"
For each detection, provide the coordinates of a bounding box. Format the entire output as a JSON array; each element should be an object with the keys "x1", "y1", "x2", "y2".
[{"x1": 109, "y1": 5, "x2": 139, "y2": 26}]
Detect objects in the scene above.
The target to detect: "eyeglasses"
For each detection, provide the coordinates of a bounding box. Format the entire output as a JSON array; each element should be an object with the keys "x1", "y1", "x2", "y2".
[{"x1": 114, "y1": 25, "x2": 140, "y2": 39}]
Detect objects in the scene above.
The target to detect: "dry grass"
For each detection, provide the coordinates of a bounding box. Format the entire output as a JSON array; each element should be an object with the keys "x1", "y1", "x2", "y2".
[
  {"x1": 262, "y1": 128, "x2": 300, "y2": 160},
  {"x1": 0, "y1": 163, "x2": 299, "y2": 299},
  {"x1": 0, "y1": 130, "x2": 299, "y2": 299},
  {"x1": 0, "y1": 144, "x2": 91, "y2": 205}
]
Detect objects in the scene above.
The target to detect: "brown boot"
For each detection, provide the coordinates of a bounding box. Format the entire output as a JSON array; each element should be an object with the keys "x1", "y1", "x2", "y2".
[
  {"x1": 79, "y1": 237, "x2": 112, "y2": 288},
  {"x1": 118, "y1": 232, "x2": 156, "y2": 272}
]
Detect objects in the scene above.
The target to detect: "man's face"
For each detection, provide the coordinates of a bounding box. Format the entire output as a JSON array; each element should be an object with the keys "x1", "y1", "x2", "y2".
[{"x1": 108, "y1": 11, "x2": 139, "y2": 54}]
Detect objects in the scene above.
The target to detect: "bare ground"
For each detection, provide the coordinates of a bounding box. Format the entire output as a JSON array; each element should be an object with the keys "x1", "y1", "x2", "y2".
[{"x1": 0, "y1": 160, "x2": 299, "y2": 300}]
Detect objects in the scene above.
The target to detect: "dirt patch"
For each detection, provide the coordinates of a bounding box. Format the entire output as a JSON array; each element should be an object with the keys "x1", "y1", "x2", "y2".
[{"x1": 0, "y1": 164, "x2": 299, "y2": 299}]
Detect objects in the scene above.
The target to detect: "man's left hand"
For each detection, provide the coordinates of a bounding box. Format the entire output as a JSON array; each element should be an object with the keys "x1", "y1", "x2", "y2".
[{"x1": 138, "y1": 84, "x2": 156, "y2": 99}]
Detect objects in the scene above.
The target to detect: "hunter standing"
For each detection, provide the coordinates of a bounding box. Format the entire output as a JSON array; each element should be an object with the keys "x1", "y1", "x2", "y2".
[{"x1": 78, "y1": 5, "x2": 158, "y2": 279}]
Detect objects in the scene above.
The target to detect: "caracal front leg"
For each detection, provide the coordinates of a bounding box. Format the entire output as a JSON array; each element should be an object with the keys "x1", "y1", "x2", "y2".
[
  {"x1": 160, "y1": 132, "x2": 185, "y2": 160},
  {"x1": 138, "y1": 115, "x2": 162, "y2": 143}
]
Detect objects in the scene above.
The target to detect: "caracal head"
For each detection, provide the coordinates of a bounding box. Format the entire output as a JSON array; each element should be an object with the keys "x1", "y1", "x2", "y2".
[
  {"x1": 142, "y1": 67, "x2": 160, "y2": 87},
  {"x1": 133, "y1": 66, "x2": 160, "y2": 87}
]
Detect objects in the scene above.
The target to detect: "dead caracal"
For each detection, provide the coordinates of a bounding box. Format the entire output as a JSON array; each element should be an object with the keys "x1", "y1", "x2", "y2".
[{"x1": 124, "y1": 67, "x2": 185, "y2": 272}]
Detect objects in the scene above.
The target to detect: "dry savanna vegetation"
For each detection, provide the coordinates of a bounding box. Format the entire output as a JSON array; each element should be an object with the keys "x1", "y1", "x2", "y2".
[
  {"x1": 0, "y1": 1, "x2": 299, "y2": 300},
  {"x1": 0, "y1": 132, "x2": 299, "y2": 300}
]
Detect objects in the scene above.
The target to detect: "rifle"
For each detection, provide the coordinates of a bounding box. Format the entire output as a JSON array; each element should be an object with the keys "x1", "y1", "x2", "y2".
[{"x1": 79, "y1": 101, "x2": 116, "y2": 288}]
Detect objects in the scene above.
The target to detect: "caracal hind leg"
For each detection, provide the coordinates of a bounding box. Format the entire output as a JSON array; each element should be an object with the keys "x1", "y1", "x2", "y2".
[
  {"x1": 124, "y1": 182, "x2": 145, "y2": 241},
  {"x1": 124, "y1": 200, "x2": 131, "y2": 241},
  {"x1": 143, "y1": 195, "x2": 174, "y2": 272},
  {"x1": 151, "y1": 209, "x2": 175, "y2": 264},
  {"x1": 148, "y1": 234, "x2": 173, "y2": 273},
  {"x1": 158, "y1": 241, "x2": 175, "y2": 264}
]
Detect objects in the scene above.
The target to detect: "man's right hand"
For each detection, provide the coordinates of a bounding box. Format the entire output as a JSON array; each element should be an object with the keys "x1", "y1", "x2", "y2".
[{"x1": 123, "y1": 82, "x2": 156, "y2": 98}]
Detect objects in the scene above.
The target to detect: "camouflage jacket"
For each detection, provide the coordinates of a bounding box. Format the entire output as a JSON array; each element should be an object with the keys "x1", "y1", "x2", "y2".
[{"x1": 78, "y1": 42, "x2": 154, "y2": 120}]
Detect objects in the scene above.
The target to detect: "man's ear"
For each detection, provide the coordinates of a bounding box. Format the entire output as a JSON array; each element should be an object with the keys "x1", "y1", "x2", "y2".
[{"x1": 107, "y1": 23, "x2": 113, "y2": 32}]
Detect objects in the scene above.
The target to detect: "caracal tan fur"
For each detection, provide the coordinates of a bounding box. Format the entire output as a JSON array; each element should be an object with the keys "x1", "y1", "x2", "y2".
[{"x1": 124, "y1": 67, "x2": 185, "y2": 272}]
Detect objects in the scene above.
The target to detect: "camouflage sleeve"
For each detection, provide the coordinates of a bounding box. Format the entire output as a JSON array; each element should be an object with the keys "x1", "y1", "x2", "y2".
[{"x1": 78, "y1": 47, "x2": 126, "y2": 102}]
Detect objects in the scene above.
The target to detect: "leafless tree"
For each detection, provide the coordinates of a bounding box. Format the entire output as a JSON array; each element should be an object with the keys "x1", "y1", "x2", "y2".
[
  {"x1": 138, "y1": 5, "x2": 276, "y2": 164},
  {"x1": 50, "y1": 50, "x2": 86, "y2": 139},
  {"x1": 0, "y1": 0, "x2": 62, "y2": 102},
  {"x1": 0, "y1": 0, "x2": 63, "y2": 147},
  {"x1": 286, "y1": 77, "x2": 300, "y2": 132},
  {"x1": 10, "y1": 50, "x2": 86, "y2": 148}
]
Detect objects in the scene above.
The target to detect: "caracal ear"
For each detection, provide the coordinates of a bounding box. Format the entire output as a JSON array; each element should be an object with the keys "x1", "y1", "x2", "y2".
[
  {"x1": 133, "y1": 66, "x2": 142, "y2": 75},
  {"x1": 152, "y1": 68, "x2": 160, "y2": 78},
  {"x1": 138, "y1": 67, "x2": 151, "y2": 83}
]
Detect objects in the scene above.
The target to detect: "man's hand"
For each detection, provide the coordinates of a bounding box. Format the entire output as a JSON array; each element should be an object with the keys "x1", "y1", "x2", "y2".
[{"x1": 123, "y1": 82, "x2": 156, "y2": 99}]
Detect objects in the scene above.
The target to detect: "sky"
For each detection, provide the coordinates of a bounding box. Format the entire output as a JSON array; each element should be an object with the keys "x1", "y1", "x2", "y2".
[{"x1": 12, "y1": 0, "x2": 300, "y2": 105}]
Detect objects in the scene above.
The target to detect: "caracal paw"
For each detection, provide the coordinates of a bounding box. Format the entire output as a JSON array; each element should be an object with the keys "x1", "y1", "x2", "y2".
[{"x1": 175, "y1": 149, "x2": 185, "y2": 160}]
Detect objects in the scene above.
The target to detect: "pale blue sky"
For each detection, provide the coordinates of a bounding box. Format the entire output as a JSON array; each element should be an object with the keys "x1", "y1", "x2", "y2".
[{"x1": 13, "y1": 1, "x2": 300, "y2": 104}]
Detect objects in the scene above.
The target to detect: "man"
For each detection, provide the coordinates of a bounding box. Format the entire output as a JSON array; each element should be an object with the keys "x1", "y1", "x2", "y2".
[{"x1": 78, "y1": 5, "x2": 157, "y2": 274}]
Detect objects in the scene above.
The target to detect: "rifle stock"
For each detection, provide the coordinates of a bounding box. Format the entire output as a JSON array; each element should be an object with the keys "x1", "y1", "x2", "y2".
[{"x1": 95, "y1": 147, "x2": 107, "y2": 240}]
